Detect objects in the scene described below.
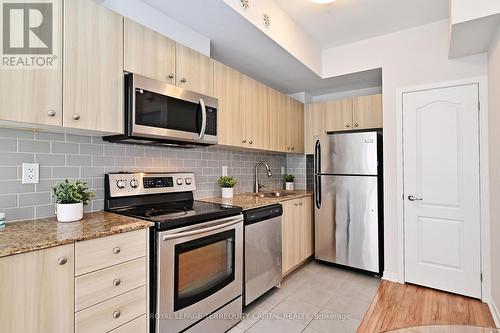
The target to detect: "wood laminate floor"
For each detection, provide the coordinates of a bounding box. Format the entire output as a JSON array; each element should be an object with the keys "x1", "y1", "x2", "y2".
[{"x1": 358, "y1": 281, "x2": 496, "y2": 333}]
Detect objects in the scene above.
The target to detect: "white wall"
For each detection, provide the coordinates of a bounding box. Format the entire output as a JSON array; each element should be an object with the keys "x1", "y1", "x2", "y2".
[
  {"x1": 488, "y1": 26, "x2": 500, "y2": 325},
  {"x1": 323, "y1": 20, "x2": 488, "y2": 280},
  {"x1": 451, "y1": 0, "x2": 500, "y2": 24},
  {"x1": 101, "y1": 0, "x2": 211, "y2": 56}
]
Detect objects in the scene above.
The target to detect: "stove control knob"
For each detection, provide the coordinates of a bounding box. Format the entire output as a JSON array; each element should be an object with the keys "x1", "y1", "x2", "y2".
[
  {"x1": 116, "y1": 180, "x2": 126, "y2": 189},
  {"x1": 176, "y1": 178, "x2": 184, "y2": 185},
  {"x1": 185, "y1": 178, "x2": 192, "y2": 185},
  {"x1": 130, "y1": 179, "x2": 139, "y2": 188}
]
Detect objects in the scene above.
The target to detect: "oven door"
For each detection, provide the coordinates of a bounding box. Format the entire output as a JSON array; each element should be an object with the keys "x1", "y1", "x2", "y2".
[
  {"x1": 128, "y1": 73, "x2": 218, "y2": 145},
  {"x1": 156, "y1": 215, "x2": 243, "y2": 333}
]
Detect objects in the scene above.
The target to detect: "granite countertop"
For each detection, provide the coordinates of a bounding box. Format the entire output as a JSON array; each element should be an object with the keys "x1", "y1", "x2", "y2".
[
  {"x1": 202, "y1": 190, "x2": 313, "y2": 210},
  {"x1": 0, "y1": 211, "x2": 153, "y2": 258}
]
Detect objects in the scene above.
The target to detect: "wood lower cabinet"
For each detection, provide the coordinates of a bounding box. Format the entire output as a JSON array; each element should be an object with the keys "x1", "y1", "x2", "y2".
[
  {"x1": 282, "y1": 197, "x2": 314, "y2": 275},
  {"x1": 0, "y1": 0, "x2": 62, "y2": 127},
  {"x1": 0, "y1": 244, "x2": 75, "y2": 333},
  {"x1": 325, "y1": 98, "x2": 353, "y2": 132},
  {"x1": 305, "y1": 102, "x2": 325, "y2": 154},
  {"x1": 124, "y1": 19, "x2": 176, "y2": 84},
  {"x1": 176, "y1": 43, "x2": 214, "y2": 96},
  {"x1": 63, "y1": 0, "x2": 123, "y2": 134},
  {"x1": 353, "y1": 93, "x2": 383, "y2": 129}
]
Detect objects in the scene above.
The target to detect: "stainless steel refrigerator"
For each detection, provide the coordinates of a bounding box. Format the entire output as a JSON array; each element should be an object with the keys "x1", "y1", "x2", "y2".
[{"x1": 313, "y1": 130, "x2": 383, "y2": 275}]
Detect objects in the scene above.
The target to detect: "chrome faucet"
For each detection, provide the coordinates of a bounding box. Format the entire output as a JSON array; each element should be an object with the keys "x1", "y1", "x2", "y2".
[{"x1": 255, "y1": 161, "x2": 272, "y2": 193}]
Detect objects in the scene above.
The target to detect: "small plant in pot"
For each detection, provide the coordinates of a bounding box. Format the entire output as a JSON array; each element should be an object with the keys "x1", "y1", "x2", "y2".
[
  {"x1": 284, "y1": 174, "x2": 295, "y2": 191},
  {"x1": 218, "y1": 176, "x2": 237, "y2": 199},
  {"x1": 52, "y1": 180, "x2": 95, "y2": 223}
]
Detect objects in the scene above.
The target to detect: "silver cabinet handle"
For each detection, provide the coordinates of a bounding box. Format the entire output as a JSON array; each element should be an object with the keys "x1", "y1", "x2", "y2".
[
  {"x1": 72, "y1": 113, "x2": 80, "y2": 120},
  {"x1": 249, "y1": 140, "x2": 253, "y2": 144},
  {"x1": 287, "y1": 147, "x2": 290, "y2": 150},
  {"x1": 168, "y1": 73, "x2": 174, "y2": 79},
  {"x1": 299, "y1": 202, "x2": 303, "y2": 206},
  {"x1": 346, "y1": 124, "x2": 350, "y2": 128},
  {"x1": 113, "y1": 278, "x2": 121, "y2": 287},
  {"x1": 179, "y1": 78, "x2": 187, "y2": 83},
  {"x1": 354, "y1": 123, "x2": 359, "y2": 127},
  {"x1": 291, "y1": 147, "x2": 295, "y2": 150},
  {"x1": 294, "y1": 202, "x2": 299, "y2": 206},
  {"x1": 408, "y1": 195, "x2": 423, "y2": 201},
  {"x1": 47, "y1": 110, "x2": 56, "y2": 117},
  {"x1": 112, "y1": 247, "x2": 121, "y2": 254},
  {"x1": 113, "y1": 311, "x2": 121, "y2": 319},
  {"x1": 57, "y1": 257, "x2": 67, "y2": 265},
  {"x1": 242, "y1": 139, "x2": 246, "y2": 143}
]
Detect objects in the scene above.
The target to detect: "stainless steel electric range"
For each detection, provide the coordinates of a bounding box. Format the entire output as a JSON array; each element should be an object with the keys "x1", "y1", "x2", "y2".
[{"x1": 105, "y1": 172, "x2": 243, "y2": 333}]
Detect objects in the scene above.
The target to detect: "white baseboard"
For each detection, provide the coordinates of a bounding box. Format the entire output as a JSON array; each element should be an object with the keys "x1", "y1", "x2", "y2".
[
  {"x1": 382, "y1": 271, "x2": 402, "y2": 283},
  {"x1": 489, "y1": 298, "x2": 500, "y2": 328}
]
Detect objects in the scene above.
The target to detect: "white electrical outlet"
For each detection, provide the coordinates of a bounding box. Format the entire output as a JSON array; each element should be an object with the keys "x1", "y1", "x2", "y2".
[
  {"x1": 22, "y1": 163, "x2": 39, "y2": 184},
  {"x1": 281, "y1": 166, "x2": 285, "y2": 174},
  {"x1": 222, "y1": 166, "x2": 228, "y2": 176}
]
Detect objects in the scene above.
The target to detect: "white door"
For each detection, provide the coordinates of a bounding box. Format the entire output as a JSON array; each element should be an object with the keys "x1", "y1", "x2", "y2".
[{"x1": 403, "y1": 84, "x2": 481, "y2": 298}]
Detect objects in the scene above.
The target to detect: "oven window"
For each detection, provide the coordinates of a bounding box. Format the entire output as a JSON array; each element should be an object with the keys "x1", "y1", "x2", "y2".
[{"x1": 174, "y1": 229, "x2": 235, "y2": 311}]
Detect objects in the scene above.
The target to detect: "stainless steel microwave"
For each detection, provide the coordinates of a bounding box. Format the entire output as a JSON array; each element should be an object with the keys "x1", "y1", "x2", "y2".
[{"x1": 104, "y1": 73, "x2": 218, "y2": 147}]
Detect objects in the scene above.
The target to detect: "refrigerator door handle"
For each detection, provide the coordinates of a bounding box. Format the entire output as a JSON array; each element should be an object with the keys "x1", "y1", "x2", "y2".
[
  {"x1": 314, "y1": 139, "x2": 321, "y2": 175},
  {"x1": 316, "y1": 176, "x2": 322, "y2": 209}
]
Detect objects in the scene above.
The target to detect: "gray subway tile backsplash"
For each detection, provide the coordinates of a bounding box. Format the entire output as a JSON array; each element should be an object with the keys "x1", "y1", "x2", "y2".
[{"x1": 0, "y1": 128, "x2": 306, "y2": 222}]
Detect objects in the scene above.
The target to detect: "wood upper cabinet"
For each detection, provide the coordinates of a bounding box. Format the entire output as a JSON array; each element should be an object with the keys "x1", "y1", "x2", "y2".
[
  {"x1": 214, "y1": 61, "x2": 244, "y2": 147},
  {"x1": 353, "y1": 93, "x2": 383, "y2": 129},
  {"x1": 0, "y1": 0, "x2": 62, "y2": 126},
  {"x1": 241, "y1": 75, "x2": 270, "y2": 150},
  {"x1": 282, "y1": 197, "x2": 314, "y2": 275},
  {"x1": 176, "y1": 43, "x2": 214, "y2": 96},
  {"x1": 0, "y1": 244, "x2": 75, "y2": 333},
  {"x1": 124, "y1": 18, "x2": 176, "y2": 84},
  {"x1": 269, "y1": 89, "x2": 288, "y2": 152},
  {"x1": 325, "y1": 98, "x2": 353, "y2": 132},
  {"x1": 63, "y1": 0, "x2": 123, "y2": 134},
  {"x1": 287, "y1": 98, "x2": 305, "y2": 154},
  {"x1": 305, "y1": 102, "x2": 325, "y2": 154}
]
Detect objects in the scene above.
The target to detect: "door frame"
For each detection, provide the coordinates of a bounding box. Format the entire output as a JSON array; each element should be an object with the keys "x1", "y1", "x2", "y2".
[{"x1": 395, "y1": 77, "x2": 490, "y2": 302}]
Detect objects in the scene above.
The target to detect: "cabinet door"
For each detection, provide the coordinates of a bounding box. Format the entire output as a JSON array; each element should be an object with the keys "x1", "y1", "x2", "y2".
[
  {"x1": 0, "y1": 0, "x2": 62, "y2": 126},
  {"x1": 0, "y1": 244, "x2": 74, "y2": 333},
  {"x1": 214, "y1": 61, "x2": 244, "y2": 147},
  {"x1": 305, "y1": 102, "x2": 325, "y2": 154},
  {"x1": 300, "y1": 197, "x2": 314, "y2": 261},
  {"x1": 282, "y1": 199, "x2": 303, "y2": 275},
  {"x1": 124, "y1": 19, "x2": 176, "y2": 84},
  {"x1": 353, "y1": 93, "x2": 383, "y2": 129},
  {"x1": 242, "y1": 76, "x2": 270, "y2": 150},
  {"x1": 176, "y1": 43, "x2": 214, "y2": 96},
  {"x1": 288, "y1": 98, "x2": 304, "y2": 153},
  {"x1": 63, "y1": 0, "x2": 123, "y2": 134},
  {"x1": 269, "y1": 89, "x2": 288, "y2": 153},
  {"x1": 325, "y1": 98, "x2": 353, "y2": 132}
]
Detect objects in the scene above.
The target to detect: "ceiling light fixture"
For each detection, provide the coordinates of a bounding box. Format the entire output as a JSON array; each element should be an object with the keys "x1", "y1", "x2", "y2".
[{"x1": 311, "y1": 0, "x2": 336, "y2": 4}]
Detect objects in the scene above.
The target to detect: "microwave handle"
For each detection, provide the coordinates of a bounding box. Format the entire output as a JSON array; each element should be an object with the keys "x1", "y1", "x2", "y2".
[{"x1": 199, "y1": 98, "x2": 207, "y2": 139}]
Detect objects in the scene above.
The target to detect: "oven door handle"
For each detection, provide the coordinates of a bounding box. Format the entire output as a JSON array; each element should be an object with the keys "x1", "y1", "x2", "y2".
[
  {"x1": 198, "y1": 98, "x2": 207, "y2": 139},
  {"x1": 162, "y1": 215, "x2": 242, "y2": 241}
]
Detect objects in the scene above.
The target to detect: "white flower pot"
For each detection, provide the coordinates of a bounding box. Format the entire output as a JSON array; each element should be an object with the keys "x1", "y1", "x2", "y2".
[
  {"x1": 285, "y1": 182, "x2": 294, "y2": 191},
  {"x1": 221, "y1": 187, "x2": 234, "y2": 199},
  {"x1": 56, "y1": 202, "x2": 83, "y2": 223}
]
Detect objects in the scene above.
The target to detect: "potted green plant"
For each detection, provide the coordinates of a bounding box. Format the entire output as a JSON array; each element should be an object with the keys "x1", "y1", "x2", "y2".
[
  {"x1": 218, "y1": 176, "x2": 237, "y2": 198},
  {"x1": 52, "y1": 180, "x2": 95, "y2": 222},
  {"x1": 284, "y1": 174, "x2": 295, "y2": 191}
]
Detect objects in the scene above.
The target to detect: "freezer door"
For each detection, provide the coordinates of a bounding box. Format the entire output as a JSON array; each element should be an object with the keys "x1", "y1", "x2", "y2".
[
  {"x1": 315, "y1": 132, "x2": 378, "y2": 175},
  {"x1": 314, "y1": 175, "x2": 379, "y2": 273}
]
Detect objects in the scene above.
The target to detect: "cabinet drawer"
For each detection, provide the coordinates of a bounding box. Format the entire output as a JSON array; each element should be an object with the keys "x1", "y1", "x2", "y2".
[
  {"x1": 75, "y1": 286, "x2": 146, "y2": 333},
  {"x1": 75, "y1": 257, "x2": 147, "y2": 311},
  {"x1": 109, "y1": 315, "x2": 147, "y2": 333},
  {"x1": 76, "y1": 229, "x2": 146, "y2": 276}
]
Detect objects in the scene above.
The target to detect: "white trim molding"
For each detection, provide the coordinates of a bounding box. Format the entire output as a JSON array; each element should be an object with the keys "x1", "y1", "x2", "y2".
[
  {"x1": 382, "y1": 271, "x2": 401, "y2": 283},
  {"x1": 395, "y1": 77, "x2": 491, "y2": 301},
  {"x1": 489, "y1": 298, "x2": 500, "y2": 327}
]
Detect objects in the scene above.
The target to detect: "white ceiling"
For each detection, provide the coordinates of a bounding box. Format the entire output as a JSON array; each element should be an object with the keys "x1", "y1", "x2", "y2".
[
  {"x1": 274, "y1": 0, "x2": 449, "y2": 48},
  {"x1": 139, "y1": 0, "x2": 448, "y2": 96}
]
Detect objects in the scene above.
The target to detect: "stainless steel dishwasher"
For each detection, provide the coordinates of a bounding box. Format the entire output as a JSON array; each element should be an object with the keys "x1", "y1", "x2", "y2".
[{"x1": 244, "y1": 204, "x2": 283, "y2": 306}]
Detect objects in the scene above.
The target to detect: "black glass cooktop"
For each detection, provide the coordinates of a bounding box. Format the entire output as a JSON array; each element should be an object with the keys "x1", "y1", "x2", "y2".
[{"x1": 112, "y1": 200, "x2": 242, "y2": 230}]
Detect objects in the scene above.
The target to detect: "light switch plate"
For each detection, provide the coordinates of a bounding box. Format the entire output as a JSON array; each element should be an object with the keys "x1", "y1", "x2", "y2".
[
  {"x1": 222, "y1": 166, "x2": 228, "y2": 177},
  {"x1": 22, "y1": 163, "x2": 39, "y2": 184},
  {"x1": 281, "y1": 166, "x2": 285, "y2": 174}
]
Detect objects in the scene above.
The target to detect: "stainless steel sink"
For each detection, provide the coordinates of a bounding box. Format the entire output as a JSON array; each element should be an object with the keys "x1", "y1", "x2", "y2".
[{"x1": 254, "y1": 191, "x2": 296, "y2": 198}]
